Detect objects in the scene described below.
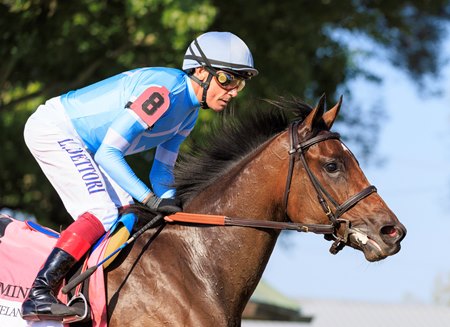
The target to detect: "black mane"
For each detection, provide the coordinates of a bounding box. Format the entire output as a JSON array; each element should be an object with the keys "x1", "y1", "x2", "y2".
[{"x1": 173, "y1": 97, "x2": 314, "y2": 203}]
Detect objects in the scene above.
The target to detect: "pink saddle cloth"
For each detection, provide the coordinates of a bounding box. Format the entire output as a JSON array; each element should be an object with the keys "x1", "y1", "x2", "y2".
[{"x1": 0, "y1": 215, "x2": 108, "y2": 327}]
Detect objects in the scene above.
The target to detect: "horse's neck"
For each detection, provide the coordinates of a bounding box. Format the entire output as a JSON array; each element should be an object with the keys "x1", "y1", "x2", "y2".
[{"x1": 181, "y1": 134, "x2": 289, "y2": 310}]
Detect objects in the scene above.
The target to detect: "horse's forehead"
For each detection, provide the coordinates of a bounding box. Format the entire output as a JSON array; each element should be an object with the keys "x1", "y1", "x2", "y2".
[
  {"x1": 315, "y1": 137, "x2": 348, "y2": 153},
  {"x1": 335, "y1": 142, "x2": 357, "y2": 161},
  {"x1": 339, "y1": 142, "x2": 351, "y2": 153},
  {"x1": 330, "y1": 142, "x2": 354, "y2": 160}
]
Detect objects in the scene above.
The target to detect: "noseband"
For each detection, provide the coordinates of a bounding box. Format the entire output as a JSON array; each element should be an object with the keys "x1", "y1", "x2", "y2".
[{"x1": 283, "y1": 121, "x2": 377, "y2": 254}]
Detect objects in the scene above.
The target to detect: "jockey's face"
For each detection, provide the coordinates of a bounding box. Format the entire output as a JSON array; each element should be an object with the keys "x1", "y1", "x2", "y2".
[{"x1": 192, "y1": 67, "x2": 241, "y2": 112}]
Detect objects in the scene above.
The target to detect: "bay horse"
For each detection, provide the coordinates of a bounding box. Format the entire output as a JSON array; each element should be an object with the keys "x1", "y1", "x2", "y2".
[{"x1": 98, "y1": 95, "x2": 405, "y2": 326}]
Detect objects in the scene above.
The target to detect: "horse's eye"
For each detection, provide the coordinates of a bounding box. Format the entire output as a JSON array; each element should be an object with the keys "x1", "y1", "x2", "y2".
[{"x1": 324, "y1": 162, "x2": 338, "y2": 173}]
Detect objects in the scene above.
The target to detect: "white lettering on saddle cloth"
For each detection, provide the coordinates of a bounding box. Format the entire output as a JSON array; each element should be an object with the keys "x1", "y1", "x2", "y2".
[{"x1": 58, "y1": 138, "x2": 106, "y2": 194}]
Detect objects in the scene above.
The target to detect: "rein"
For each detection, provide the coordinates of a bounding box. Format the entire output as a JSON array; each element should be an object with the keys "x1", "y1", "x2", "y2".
[
  {"x1": 167, "y1": 212, "x2": 334, "y2": 235},
  {"x1": 283, "y1": 120, "x2": 377, "y2": 253}
]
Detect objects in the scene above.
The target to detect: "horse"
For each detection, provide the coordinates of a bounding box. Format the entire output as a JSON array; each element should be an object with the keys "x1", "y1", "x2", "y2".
[{"x1": 96, "y1": 95, "x2": 406, "y2": 327}]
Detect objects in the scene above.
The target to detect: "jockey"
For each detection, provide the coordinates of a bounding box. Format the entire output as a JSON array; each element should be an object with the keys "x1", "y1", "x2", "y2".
[{"x1": 21, "y1": 31, "x2": 258, "y2": 321}]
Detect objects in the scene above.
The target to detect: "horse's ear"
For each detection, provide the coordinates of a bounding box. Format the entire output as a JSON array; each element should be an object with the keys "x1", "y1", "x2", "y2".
[
  {"x1": 322, "y1": 95, "x2": 343, "y2": 130},
  {"x1": 315, "y1": 93, "x2": 327, "y2": 117},
  {"x1": 300, "y1": 94, "x2": 326, "y2": 136}
]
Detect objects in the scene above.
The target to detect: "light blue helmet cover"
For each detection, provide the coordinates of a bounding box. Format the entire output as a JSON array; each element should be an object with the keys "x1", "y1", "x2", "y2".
[{"x1": 182, "y1": 31, "x2": 258, "y2": 79}]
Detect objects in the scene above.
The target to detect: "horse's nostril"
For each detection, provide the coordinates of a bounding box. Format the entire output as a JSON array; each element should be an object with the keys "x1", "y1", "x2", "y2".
[
  {"x1": 381, "y1": 225, "x2": 398, "y2": 238},
  {"x1": 380, "y1": 225, "x2": 406, "y2": 244}
]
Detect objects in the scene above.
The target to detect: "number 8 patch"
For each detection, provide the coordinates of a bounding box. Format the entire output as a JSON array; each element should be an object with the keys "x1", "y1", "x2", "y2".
[{"x1": 129, "y1": 86, "x2": 170, "y2": 127}]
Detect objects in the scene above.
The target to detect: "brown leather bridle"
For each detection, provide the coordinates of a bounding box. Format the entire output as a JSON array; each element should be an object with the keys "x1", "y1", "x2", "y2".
[{"x1": 283, "y1": 121, "x2": 377, "y2": 254}]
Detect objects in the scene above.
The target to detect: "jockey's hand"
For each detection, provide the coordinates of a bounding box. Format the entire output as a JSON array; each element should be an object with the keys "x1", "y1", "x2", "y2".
[{"x1": 144, "y1": 193, "x2": 182, "y2": 215}]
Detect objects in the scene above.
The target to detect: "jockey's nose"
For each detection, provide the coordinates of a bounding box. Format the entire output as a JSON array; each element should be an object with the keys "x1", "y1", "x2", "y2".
[{"x1": 228, "y1": 88, "x2": 239, "y2": 97}]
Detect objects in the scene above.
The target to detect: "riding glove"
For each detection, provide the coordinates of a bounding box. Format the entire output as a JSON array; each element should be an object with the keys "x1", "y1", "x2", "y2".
[{"x1": 144, "y1": 192, "x2": 182, "y2": 215}]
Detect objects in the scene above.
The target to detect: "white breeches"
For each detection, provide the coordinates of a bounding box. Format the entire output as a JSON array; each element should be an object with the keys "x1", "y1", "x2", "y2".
[{"x1": 23, "y1": 98, "x2": 133, "y2": 230}]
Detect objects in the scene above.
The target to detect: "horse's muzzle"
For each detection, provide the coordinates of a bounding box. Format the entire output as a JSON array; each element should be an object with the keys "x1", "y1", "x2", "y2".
[{"x1": 346, "y1": 221, "x2": 406, "y2": 262}]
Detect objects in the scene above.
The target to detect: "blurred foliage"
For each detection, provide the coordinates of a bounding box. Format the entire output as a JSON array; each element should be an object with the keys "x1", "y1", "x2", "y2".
[{"x1": 1, "y1": 0, "x2": 449, "y2": 227}]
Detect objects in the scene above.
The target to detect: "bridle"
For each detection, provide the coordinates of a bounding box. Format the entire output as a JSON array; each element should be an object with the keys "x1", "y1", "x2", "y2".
[{"x1": 282, "y1": 120, "x2": 377, "y2": 254}]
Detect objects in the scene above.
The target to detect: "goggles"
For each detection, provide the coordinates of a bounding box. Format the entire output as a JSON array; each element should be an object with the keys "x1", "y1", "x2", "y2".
[{"x1": 212, "y1": 70, "x2": 246, "y2": 92}]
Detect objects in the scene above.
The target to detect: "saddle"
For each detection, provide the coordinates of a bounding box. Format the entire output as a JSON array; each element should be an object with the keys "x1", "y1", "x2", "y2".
[{"x1": 0, "y1": 213, "x2": 138, "y2": 327}]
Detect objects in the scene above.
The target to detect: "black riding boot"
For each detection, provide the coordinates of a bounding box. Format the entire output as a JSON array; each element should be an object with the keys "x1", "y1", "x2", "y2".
[{"x1": 21, "y1": 247, "x2": 78, "y2": 321}]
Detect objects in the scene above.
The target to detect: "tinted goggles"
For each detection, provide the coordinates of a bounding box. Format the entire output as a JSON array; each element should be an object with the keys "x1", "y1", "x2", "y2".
[{"x1": 212, "y1": 70, "x2": 246, "y2": 92}]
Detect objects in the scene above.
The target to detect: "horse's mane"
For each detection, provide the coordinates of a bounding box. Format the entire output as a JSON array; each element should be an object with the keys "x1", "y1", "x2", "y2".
[{"x1": 174, "y1": 97, "x2": 314, "y2": 203}]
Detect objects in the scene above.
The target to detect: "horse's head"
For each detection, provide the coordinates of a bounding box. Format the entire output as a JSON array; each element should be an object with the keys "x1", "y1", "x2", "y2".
[
  {"x1": 284, "y1": 95, "x2": 406, "y2": 262},
  {"x1": 175, "y1": 94, "x2": 405, "y2": 262}
]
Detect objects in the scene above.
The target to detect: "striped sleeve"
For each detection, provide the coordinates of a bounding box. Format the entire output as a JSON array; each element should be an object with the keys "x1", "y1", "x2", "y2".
[
  {"x1": 149, "y1": 115, "x2": 197, "y2": 197},
  {"x1": 94, "y1": 110, "x2": 151, "y2": 202}
]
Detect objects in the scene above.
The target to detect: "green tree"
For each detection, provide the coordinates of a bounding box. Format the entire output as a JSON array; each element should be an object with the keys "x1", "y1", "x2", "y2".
[{"x1": 1, "y1": 0, "x2": 449, "y2": 226}]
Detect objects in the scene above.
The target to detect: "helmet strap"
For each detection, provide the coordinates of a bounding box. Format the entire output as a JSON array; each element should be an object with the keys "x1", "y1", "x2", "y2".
[{"x1": 188, "y1": 71, "x2": 213, "y2": 109}]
